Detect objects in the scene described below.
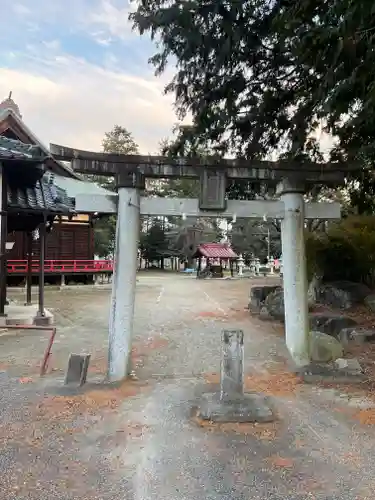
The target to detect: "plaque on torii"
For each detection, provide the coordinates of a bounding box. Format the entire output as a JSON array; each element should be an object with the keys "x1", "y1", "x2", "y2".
[{"x1": 199, "y1": 169, "x2": 227, "y2": 211}]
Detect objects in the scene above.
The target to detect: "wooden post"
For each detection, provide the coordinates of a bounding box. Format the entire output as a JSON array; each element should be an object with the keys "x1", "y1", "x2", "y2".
[
  {"x1": 38, "y1": 219, "x2": 46, "y2": 317},
  {"x1": 0, "y1": 169, "x2": 7, "y2": 316},
  {"x1": 197, "y1": 256, "x2": 202, "y2": 275},
  {"x1": 25, "y1": 231, "x2": 33, "y2": 305}
]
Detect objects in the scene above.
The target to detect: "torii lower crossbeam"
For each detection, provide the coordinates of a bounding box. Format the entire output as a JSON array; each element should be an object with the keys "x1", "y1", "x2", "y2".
[{"x1": 75, "y1": 193, "x2": 340, "y2": 220}]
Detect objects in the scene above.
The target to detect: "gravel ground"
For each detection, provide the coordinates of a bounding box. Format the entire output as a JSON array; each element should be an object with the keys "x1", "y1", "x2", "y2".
[{"x1": 1, "y1": 274, "x2": 375, "y2": 499}]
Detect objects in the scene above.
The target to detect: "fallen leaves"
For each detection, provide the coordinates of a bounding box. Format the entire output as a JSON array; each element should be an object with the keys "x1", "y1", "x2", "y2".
[
  {"x1": 353, "y1": 408, "x2": 375, "y2": 425},
  {"x1": 192, "y1": 412, "x2": 280, "y2": 439},
  {"x1": 339, "y1": 451, "x2": 362, "y2": 467},
  {"x1": 144, "y1": 336, "x2": 169, "y2": 350},
  {"x1": 131, "y1": 335, "x2": 168, "y2": 358},
  {"x1": 244, "y1": 371, "x2": 302, "y2": 397},
  {"x1": 204, "y1": 372, "x2": 220, "y2": 384},
  {"x1": 198, "y1": 311, "x2": 228, "y2": 319},
  {"x1": 37, "y1": 380, "x2": 146, "y2": 420},
  {"x1": 18, "y1": 377, "x2": 33, "y2": 384},
  {"x1": 197, "y1": 308, "x2": 251, "y2": 321},
  {"x1": 88, "y1": 336, "x2": 169, "y2": 375},
  {"x1": 267, "y1": 455, "x2": 295, "y2": 469},
  {"x1": 204, "y1": 369, "x2": 302, "y2": 397}
]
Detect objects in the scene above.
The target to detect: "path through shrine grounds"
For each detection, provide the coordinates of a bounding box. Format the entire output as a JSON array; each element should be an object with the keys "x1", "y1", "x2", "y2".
[{"x1": 3, "y1": 274, "x2": 375, "y2": 499}]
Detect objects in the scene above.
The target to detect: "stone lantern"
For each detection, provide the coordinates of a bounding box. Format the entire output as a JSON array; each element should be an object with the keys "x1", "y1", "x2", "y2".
[{"x1": 237, "y1": 253, "x2": 245, "y2": 277}]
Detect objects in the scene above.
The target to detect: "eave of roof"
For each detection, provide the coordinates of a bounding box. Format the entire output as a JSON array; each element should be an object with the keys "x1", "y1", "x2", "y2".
[
  {"x1": 0, "y1": 109, "x2": 81, "y2": 179},
  {"x1": 193, "y1": 243, "x2": 238, "y2": 259},
  {"x1": 7, "y1": 178, "x2": 74, "y2": 215},
  {"x1": 0, "y1": 135, "x2": 47, "y2": 162}
]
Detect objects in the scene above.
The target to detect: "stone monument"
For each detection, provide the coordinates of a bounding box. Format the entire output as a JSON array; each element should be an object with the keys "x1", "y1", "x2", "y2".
[{"x1": 197, "y1": 330, "x2": 274, "y2": 422}]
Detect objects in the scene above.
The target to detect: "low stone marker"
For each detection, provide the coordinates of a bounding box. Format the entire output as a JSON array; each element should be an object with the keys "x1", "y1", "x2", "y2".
[
  {"x1": 221, "y1": 329, "x2": 244, "y2": 398},
  {"x1": 197, "y1": 329, "x2": 274, "y2": 423},
  {"x1": 65, "y1": 354, "x2": 91, "y2": 387}
]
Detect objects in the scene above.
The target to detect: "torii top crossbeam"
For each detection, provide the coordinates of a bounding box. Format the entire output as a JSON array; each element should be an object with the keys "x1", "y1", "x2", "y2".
[{"x1": 50, "y1": 143, "x2": 356, "y2": 186}]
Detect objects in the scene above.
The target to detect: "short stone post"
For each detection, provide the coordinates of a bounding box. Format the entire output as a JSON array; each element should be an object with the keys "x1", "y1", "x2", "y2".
[
  {"x1": 65, "y1": 354, "x2": 91, "y2": 387},
  {"x1": 220, "y1": 330, "x2": 244, "y2": 399},
  {"x1": 196, "y1": 329, "x2": 274, "y2": 422}
]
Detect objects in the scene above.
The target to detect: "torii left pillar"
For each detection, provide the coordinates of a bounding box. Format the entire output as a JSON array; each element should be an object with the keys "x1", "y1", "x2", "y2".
[{"x1": 107, "y1": 172, "x2": 144, "y2": 382}]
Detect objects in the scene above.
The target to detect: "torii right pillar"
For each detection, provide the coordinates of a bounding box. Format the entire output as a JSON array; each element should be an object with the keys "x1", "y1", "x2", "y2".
[{"x1": 277, "y1": 178, "x2": 310, "y2": 367}]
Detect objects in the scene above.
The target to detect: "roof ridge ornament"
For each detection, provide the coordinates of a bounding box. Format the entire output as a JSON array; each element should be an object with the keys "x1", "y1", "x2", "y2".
[{"x1": 0, "y1": 91, "x2": 22, "y2": 119}]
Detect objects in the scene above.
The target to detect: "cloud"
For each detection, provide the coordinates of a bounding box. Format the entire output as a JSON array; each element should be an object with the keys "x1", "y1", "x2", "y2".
[
  {"x1": 88, "y1": 0, "x2": 135, "y2": 41},
  {"x1": 0, "y1": 0, "x2": 179, "y2": 154}
]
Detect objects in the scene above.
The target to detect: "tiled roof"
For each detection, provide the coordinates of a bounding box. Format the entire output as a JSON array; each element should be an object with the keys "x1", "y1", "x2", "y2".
[
  {"x1": 0, "y1": 136, "x2": 73, "y2": 214},
  {"x1": 0, "y1": 108, "x2": 81, "y2": 178},
  {"x1": 52, "y1": 173, "x2": 113, "y2": 197},
  {"x1": 7, "y1": 179, "x2": 74, "y2": 214},
  {"x1": 0, "y1": 136, "x2": 45, "y2": 162},
  {"x1": 194, "y1": 243, "x2": 238, "y2": 259}
]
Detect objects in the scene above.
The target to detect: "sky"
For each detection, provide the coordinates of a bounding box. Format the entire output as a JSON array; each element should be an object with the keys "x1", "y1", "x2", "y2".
[
  {"x1": 0, "y1": 0, "x2": 334, "y2": 158},
  {"x1": 0, "y1": 0, "x2": 178, "y2": 154}
]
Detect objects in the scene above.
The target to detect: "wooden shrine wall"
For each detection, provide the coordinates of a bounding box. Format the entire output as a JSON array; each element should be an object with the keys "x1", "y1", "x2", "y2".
[{"x1": 7, "y1": 222, "x2": 94, "y2": 261}]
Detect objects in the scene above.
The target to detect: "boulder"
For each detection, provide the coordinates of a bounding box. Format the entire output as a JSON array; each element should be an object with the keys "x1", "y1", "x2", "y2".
[
  {"x1": 249, "y1": 285, "x2": 281, "y2": 313},
  {"x1": 339, "y1": 327, "x2": 375, "y2": 346},
  {"x1": 263, "y1": 289, "x2": 285, "y2": 321},
  {"x1": 364, "y1": 294, "x2": 375, "y2": 312},
  {"x1": 315, "y1": 280, "x2": 371, "y2": 310},
  {"x1": 259, "y1": 306, "x2": 273, "y2": 321},
  {"x1": 309, "y1": 313, "x2": 357, "y2": 339},
  {"x1": 309, "y1": 331, "x2": 344, "y2": 363},
  {"x1": 334, "y1": 358, "x2": 363, "y2": 375}
]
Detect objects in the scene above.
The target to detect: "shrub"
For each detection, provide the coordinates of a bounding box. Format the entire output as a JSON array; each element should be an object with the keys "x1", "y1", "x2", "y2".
[{"x1": 305, "y1": 216, "x2": 375, "y2": 287}]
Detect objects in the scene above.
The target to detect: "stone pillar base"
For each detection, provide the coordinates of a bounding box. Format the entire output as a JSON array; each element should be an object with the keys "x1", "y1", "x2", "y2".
[{"x1": 196, "y1": 392, "x2": 274, "y2": 423}]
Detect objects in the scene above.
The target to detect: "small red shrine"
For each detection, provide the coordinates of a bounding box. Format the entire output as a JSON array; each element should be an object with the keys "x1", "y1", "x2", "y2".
[{"x1": 193, "y1": 243, "x2": 238, "y2": 278}]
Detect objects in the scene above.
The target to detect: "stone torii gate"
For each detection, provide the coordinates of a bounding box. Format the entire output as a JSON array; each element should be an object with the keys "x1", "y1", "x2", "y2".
[{"x1": 50, "y1": 144, "x2": 348, "y2": 381}]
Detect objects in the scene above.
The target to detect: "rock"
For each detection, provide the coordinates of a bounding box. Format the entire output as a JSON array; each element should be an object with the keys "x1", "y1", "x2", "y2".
[
  {"x1": 309, "y1": 313, "x2": 357, "y2": 339},
  {"x1": 315, "y1": 280, "x2": 371, "y2": 310},
  {"x1": 249, "y1": 285, "x2": 281, "y2": 313},
  {"x1": 309, "y1": 331, "x2": 344, "y2": 363},
  {"x1": 339, "y1": 327, "x2": 375, "y2": 346},
  {"x1": 364, "y1": 294, "x2": 375, "y2": 312},
  {"x1": 264, "y1": 289, "x2": 285, "y2": 321},
  {"x1": 259, "y1": 306, "x2": 272, "y2": 321},
  {"x1": 334, "y1": 357, "x2": 363, "y2": 375}
]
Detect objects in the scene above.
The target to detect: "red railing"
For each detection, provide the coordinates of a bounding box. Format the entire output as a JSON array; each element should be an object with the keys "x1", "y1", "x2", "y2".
[{"x1": 7, "y1": 259, "x2": 114, "y2": 274}]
